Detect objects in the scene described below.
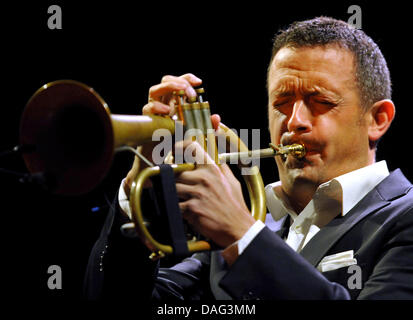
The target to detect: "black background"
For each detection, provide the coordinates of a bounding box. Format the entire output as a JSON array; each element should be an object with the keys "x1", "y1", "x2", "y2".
[{"x1": 1, "y1": 0, "x2": 412, "y2": 308}]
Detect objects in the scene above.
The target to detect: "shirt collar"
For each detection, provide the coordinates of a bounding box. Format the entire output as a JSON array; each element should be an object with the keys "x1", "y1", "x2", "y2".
[{"x1": 265, "y1": 160, "x2": 390, "y2": 223}]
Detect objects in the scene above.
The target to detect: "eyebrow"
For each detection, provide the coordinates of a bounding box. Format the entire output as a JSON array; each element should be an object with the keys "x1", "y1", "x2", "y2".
[
  {"x1": 275, "y1": 91, "x2": 295, "y2": 98},
  {"x1": 270, "y1": 85, "x2": 343, "y2": 102}
]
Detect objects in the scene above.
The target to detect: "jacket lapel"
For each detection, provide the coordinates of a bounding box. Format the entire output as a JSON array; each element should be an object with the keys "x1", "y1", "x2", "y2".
[{"x1": 299, "y1": 169, "x2": 411, "y2": 267}]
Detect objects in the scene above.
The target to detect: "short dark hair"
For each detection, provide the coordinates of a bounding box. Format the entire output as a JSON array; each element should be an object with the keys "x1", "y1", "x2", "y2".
[{"x1": 268, "y1": 17, "x2": 392, "y2": 112}]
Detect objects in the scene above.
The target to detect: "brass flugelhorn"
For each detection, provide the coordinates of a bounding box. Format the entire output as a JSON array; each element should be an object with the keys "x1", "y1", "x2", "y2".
[{"x1": 20, "y1": 80, "x2": 305, "y2": 257}]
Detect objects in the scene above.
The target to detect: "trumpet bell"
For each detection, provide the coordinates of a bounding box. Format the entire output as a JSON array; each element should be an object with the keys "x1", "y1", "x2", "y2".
[{"x1": 20, "y1": 80, "x2": 115, "y2": 195}]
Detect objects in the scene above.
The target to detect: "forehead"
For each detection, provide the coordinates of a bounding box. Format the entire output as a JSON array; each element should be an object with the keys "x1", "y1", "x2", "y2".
[{"x1": 268, "y1": 45, "x2": 356, "y2": 94}]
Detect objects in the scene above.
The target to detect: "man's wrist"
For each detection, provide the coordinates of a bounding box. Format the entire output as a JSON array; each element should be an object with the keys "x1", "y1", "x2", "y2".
[{"x1": 221, "y1": 220, "x2": 266, "y2": 266}]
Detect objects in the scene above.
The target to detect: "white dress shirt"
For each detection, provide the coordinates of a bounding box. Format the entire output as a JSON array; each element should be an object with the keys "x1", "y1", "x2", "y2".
[
  {"x1": 119, "y1": 161, "x2": 390, "y2": 255},
  {"x1": 256, "y1": 160, "x2": 389, "y2": 253}
]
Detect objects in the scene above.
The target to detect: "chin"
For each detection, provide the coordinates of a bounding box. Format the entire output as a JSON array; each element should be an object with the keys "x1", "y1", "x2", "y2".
[{"x1": 282, "y1": 159, "x2": 324, "y2": 187}]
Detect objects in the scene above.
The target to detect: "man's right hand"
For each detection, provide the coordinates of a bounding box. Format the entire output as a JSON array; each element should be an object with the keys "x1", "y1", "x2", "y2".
[{"x1": 123, "y1": 73, "x2": 211, "y2": 198}]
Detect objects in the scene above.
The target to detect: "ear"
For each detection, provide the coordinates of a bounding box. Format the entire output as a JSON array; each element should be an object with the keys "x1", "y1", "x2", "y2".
[{"x1": 367, "y1": 99, "x2": 396, "y2": 144}]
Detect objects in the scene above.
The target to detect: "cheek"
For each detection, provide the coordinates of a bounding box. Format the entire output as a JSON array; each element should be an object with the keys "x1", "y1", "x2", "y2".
[
  {"x1": 319, "y1": 117, "x2": 366, "y2": 157},
  {"x1": 268, "y1": 112, "x2": 286, "y2": 143}
]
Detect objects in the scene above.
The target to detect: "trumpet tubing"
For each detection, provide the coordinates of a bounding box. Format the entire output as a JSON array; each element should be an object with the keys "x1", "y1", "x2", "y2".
[
  {"x1": 111, "y1": 114, "x2": 175, "y2": 148},
  {"x1": 218, "y1": 143, "x2": 305, "y2": 163}
]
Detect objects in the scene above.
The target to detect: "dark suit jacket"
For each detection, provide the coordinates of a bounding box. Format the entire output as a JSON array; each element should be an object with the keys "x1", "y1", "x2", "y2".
[{"x1": 83, "y1": 169, "x2": 413, "y2": 300}]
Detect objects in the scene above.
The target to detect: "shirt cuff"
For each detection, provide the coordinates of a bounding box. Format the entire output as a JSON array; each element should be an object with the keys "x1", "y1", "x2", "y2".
[
  {"x1": 118, "y1": 178, "x2": 132, "y2": 220},
  {"x1": 221, "y1": 220, "x2": 266, "y2": 266},
  {"x1": 237, "y1": 220, "x2": 266, "y2": 255}
]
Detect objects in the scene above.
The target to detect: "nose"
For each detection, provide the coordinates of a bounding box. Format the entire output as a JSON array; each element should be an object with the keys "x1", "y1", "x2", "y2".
[{"x1": 287, "y1": 100, "x2": 312, "y2": 133}]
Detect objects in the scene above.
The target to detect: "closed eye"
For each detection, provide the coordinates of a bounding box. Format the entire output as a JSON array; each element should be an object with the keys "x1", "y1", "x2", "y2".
[
  {"x1": 314, "y1": 100, "x2": 336, "y2": 106},
  {"x1": 272, "y1": 99, "x2": 291, "y2": 108},
  {"x1": 273, "y1": 102, "x2": 286, "y2": 108}
]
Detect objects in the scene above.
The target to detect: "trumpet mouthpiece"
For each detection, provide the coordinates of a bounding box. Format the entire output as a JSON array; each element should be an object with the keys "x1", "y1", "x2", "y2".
[{"x1": 270, "y1": 143, "x2": 306, "y2": 159}]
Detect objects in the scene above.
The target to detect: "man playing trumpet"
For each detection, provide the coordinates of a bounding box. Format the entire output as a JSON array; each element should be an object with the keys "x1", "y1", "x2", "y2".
[{"x1": 84, "y1": 17, "x2": 413, "y2": 300}]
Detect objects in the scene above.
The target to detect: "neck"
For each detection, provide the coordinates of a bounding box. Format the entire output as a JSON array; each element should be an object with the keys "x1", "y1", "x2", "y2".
[{"x1": 280, "y1": 181, "x2": 318, "y2": 214}]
